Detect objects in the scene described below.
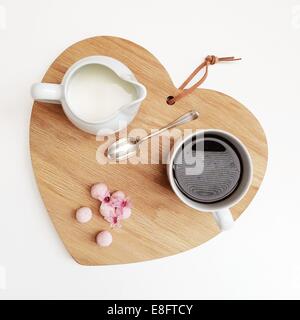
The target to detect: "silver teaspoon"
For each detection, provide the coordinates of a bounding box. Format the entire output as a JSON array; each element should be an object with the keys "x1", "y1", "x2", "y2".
[{"x1": 107, "y1": 110, "x2": 199, "y2": 161}]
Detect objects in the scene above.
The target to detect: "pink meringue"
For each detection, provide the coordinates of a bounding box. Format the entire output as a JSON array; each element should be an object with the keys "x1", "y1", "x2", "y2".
[
  {"x1": 96, "y1": 231, "x2": 112, "y2": 247},
  {"x1": 90, "y1": 183, "x2": 110, "y2": 202},
  {"x1": 112, "y1": 190, "x2": 126, "y2": 200},
  {"x1": 75, "y1": 207, "x2": 92, "y2": 223}
]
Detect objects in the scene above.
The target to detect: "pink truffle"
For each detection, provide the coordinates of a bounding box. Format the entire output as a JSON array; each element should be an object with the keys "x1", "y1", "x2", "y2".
[
  {"x1": 90, "y1": 183, "x2": 110, "y2": 201},
  {"x1": 112, "y1": 190, "x2": 126, "y2": 200},
  {"x1": 96, "y1": 231, "x2": 112, "y2": 247},
  {"x1": 76, "y1": 207, "x2": 92, "y2": 223}
]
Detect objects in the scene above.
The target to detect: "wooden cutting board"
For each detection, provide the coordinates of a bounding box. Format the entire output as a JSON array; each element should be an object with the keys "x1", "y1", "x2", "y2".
[{"x1": 30, "y1": 36, "x2": 268, "y2": 265}]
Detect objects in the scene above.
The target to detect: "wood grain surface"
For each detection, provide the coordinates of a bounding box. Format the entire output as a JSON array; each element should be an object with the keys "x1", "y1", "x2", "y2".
[{"x1": 30, "y1": 36, "x2": 268, "y2": 265}]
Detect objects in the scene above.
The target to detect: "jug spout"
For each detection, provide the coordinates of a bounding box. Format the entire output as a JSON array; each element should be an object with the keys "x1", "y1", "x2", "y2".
[
  {"x1": 131, "y1": 80, "x2": 147, "y2": 104},
  {"x1": 118, "y1": 76, "x2": 147, "y2": 112}
]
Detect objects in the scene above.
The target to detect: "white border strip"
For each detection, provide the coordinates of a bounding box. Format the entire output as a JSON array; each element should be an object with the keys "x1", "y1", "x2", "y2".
[
  {"x1": 0, "y1": 5, "x2": 7, "y2": 30},
  {"x1": 292, "y1": 4, "x2": 300, "y2": 29},
  {"x1": 0, "y1": 265, "x2": 6, "y2": 290}
]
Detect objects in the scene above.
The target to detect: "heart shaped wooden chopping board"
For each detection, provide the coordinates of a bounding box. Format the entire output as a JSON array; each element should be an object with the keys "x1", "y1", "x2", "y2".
[{"x1": 30, "y1": 36, "x2": 268, "y2": 265}]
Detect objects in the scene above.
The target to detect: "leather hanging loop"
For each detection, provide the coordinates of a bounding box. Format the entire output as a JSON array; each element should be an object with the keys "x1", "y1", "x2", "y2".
[{"x1": 166, "y1": 55, "x2": 241, "y2": 105}]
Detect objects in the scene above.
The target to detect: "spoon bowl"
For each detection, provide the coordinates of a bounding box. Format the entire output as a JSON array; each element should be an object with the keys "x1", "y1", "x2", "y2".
[
  {"x1": 107, "y1": 137, "x2": 140, "y2": 160},
  {"x1": 107, "y1": 110, "x2": 199, "y2": 161}
]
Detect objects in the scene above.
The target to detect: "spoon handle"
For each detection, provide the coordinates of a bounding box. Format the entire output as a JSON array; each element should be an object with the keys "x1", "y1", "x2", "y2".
[{"x1": 139, "y1": 110, "x2": 199, "y2": 143}]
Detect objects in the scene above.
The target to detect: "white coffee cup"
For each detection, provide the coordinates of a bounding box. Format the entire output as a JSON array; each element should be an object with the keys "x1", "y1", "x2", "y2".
[
  {"x1": 31, "y1": 55, "x2": 147, "y2": 135},
  {"x1": 167, "y1": 129, "x2": 253, "y2": 231}
]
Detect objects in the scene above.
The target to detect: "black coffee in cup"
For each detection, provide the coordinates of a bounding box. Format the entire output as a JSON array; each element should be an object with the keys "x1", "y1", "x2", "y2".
[{"x1": 172, "y1": 133, "x2": 243, "y2": 203}]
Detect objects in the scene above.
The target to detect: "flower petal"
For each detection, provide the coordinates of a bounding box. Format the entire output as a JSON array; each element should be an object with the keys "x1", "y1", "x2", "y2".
[
  {"x1": 122, "y1": 207, "x2": 132, "y2": 219},
  {"x1": 100, "y1": 203, "x2": 114, "y2": 218}
]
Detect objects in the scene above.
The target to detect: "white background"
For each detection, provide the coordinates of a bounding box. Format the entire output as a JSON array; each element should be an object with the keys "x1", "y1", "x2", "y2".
[{"x1": 0, "y1": 0, "x2": 300, "y2": 299}]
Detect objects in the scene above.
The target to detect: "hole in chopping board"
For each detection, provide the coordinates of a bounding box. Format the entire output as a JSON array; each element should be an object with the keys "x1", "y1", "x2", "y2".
[{"x1": 166, "y1": 96, "x2": 175, "y2": 105}]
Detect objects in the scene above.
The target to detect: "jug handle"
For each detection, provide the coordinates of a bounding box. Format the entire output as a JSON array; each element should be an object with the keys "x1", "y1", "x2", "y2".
[{"x1": 31, "y1": 83, "x2": 63, "y2": 104}]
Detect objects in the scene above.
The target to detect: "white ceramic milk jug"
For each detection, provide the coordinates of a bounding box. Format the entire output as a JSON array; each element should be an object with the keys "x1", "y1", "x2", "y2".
[{"x1": 31, "y1": 56, "x2": 147, "y2": 135}]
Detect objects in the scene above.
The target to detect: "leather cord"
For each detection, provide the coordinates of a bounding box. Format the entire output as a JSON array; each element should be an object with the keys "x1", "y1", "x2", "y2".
[{"x1": 166, "y1": 55, "x2": 241, "y2": 105}]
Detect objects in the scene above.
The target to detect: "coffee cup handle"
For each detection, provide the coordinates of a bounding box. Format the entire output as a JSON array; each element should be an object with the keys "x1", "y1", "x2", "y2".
[
  {"x1": 212, "y1": 209, "x2": 234, "y2": 231},
  {"x1": 31, "y1": 83, "x2": 63, "y2": 104}
]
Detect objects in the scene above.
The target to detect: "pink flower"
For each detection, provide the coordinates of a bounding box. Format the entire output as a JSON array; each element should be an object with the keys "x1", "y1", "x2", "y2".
[
  {"x1": 115, "y1": 196, "x2": 132, "y2": 220},
  {"x1": 97, "y1": 188, "x2": 133, "y2": 228},
  {"x1": 116, "y1": 206, "x2": 132, "y2": 220},
  {"x1": 122, "y1": 207, "x2": 132, "y2": 219},
  {"x1": 100, "y1": 202, "x2": 114, "y2": 218},
  {"x1": 106, "y1": 208, "x2": 122, "y2": 228},
  {"x1": 121, "y1": 197, "x2": 132, "y2": 209},
  {"x1": 110, "y1": 191, "x2": 126, "y2": 208},
  {"x1": 102, "y1": 194, "x2": 111, "y2": 204},
  {"x1": 109, "y1": 215, "x2": 122, "y2": 228},
  {"x1": 100, "y1": 202, "x2": 122, "y2": 228}
]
